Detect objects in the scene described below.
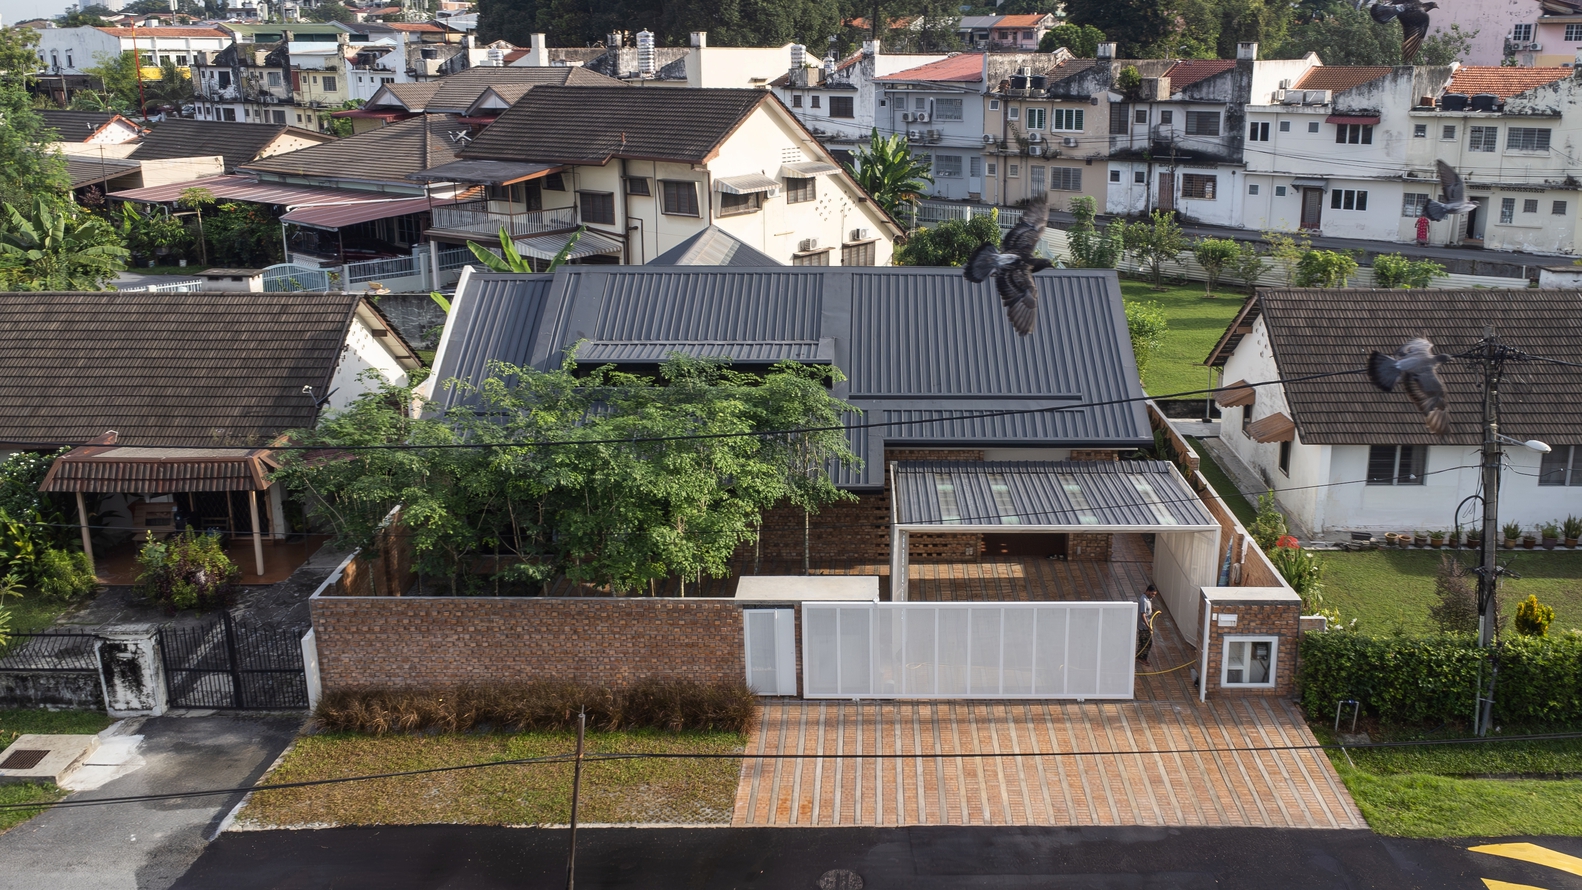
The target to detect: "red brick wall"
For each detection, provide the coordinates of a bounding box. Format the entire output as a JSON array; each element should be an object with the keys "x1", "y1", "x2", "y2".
[
  {"x1": 310, "y1": 596, "x2": 746, "y2": 691},
  {"x1": 1203, "y1": 600, "x2": 1300, "y2": 697}
]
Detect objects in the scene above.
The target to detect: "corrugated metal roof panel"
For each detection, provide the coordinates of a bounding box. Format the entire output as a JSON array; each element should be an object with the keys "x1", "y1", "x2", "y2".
[
  {"x1": 590, "y1": 269, "x2": 826, "y2": 343},
  {"x1": 433, "y1": 274, "x2": 556, "y2": 411},
  {"x1": 575, "y1": 340, "x2": 831, "y2": 363},
  {"x1": 893, "y1": 460, "x2": 1216, "y2": 528}
]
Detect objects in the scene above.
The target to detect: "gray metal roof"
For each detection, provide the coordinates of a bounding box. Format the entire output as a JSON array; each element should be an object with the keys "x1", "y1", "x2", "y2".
[
  {"x1": 407, "y1": 159, "x2": 562, "y2": 185},
  {"x1": 892, "y1": 460, "x2": 1217, "y2": 530},
  {"x1": 432, "y1": 267, "x2": 1150, "y2": 488},
  {"x1": 647, "y1": 226, "x2": 783, "y2": 267}
]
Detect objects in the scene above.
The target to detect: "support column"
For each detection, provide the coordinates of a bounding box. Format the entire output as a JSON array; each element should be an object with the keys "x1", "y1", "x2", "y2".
[
  {"x1": 890, "y1": 528, "x2": 908, "y2": 602},
  {"x1": 75, "y1": 491, "x2": 95, "y2": 573},
  {"x1": 249, "y1": 489, "x2": 265, "y2": 577}
]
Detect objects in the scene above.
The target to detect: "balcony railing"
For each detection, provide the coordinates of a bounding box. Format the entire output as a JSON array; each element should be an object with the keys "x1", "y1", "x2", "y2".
[{"x1": 429, "y1": 203, "x2": 578, "y2": 238}]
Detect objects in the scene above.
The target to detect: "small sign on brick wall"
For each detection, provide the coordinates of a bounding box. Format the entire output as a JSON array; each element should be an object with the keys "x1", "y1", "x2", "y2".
[{"x1": 1216, "y1": 612, "x2": 1238, "y2": 627}]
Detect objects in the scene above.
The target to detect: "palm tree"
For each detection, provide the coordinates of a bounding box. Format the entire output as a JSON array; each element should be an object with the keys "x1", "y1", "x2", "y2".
[
  {"x1": 845, "y1": 128, "x2": 934, "y2": 228},
  {"x1": 0, "y1": 198, "x2": 128, "y2": 291}
]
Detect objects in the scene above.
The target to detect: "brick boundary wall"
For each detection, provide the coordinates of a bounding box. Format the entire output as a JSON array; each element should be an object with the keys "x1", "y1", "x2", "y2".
[
  {"x1": 1202, "y1": 600, "x2": 1299, "y2": 697},
  {"x1": 310, "y1": 596, "x2": 746, "y2": 691}
]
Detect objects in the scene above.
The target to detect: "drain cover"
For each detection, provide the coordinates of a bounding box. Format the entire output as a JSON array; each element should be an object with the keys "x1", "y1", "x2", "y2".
[
  {"x1": 817, "y1": 869, "x2": 863, "y2": 890},
  {"x1": 0, "y1": 749, "x2": 49, "y2": 770}
]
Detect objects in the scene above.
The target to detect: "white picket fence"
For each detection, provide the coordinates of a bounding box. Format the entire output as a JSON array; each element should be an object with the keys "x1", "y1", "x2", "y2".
[{"x1": 118, "y1": 278, "x2": 205, "y2": 293}]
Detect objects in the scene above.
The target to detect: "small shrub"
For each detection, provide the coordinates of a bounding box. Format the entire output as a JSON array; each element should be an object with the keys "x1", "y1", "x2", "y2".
[
  {"x1": 1428, "y1": 556, "x2": 1478, "y2": 634},
  {"x1": 1248, "y1": 491, "x2": 1287, "y2": 551},
  {"x1": 1503, "y1": 521, "x2": 1523, "y2": 542},
  {"x1": 1262, "y1": 231, "x2": 1310, "y2": 286},
  {"x1": 1294, "y1": 249, "x2": 1359, "y2": 287},
  {"x1": 1371, "y1": 252, "x2": 1446, "y2": 289},
  {"x1": 1565, "y1": 515, "x2": 1582, "y2": 540},
  {"x1": 1514, "y1": 594, "x2": 1555, "y2": 637},
  {"x1": 1192, "y1": 237, "x2": 1241, "y2": 296},
  {"x1": 1123, "y1": 300, "x2": 1168, "y2": 383},
  {"x1": 1267, "y1": 540, "x2": 1323, "y2": 612},
  {"x1": 315, "y1": 680, "x2": 759, "y2": 735},
  {"x1": 134, "y1": 529, "x2": 240, "y2": 611},
  {"x1": 1065, "y1": 195, "x2": 1124, "y2": 269},
  {"x1": 34, "y1": 548, "x2": 96, "y2": 600},
  {"x1": 1231, "y1": 240, "x2": 1268, "y2": 290}
]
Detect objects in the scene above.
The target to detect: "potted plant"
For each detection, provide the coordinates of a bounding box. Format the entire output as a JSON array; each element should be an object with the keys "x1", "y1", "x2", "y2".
[
  {"x1": 1465, "y1": 528, "x2": 1483, "y2": 550},
  {"x1": 1384, "y1": 532, "x2": 1399, "y2": 547},
  {"x1": 1399, "y1": 531, "x2": 1414, "y2": 547},
  {"x1": 1503, "y1": 522, "x2": 1522, "y2": 549},
  {"x1": 1523, "y1": 527, "x2": 1538, "y2": 549},
  {"x1": 1565, "y1": 515, "x2": 1582, "y2": 548},
  {"x1": 1428, "y1": 530, "x2": 1447, "y2": 548},
  {"x1": 1541, "y1": 521, "x2": 1561, "y2": 550}
]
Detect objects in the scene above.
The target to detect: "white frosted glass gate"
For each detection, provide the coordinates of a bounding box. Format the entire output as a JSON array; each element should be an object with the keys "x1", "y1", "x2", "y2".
[{"x1": 802, "y1": 602, "x2": 1137, "y2": 700}]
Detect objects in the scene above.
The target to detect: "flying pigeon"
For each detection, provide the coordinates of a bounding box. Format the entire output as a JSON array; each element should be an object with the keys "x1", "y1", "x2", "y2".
[
  {"x1": 1358, "y1": 0, "x2": 1439, "y2": 63},
  {"x1": 964, "y1": 194, "x2": 1052, "y2": 335},
  {"x1": 1424, "y1": 159, "x2": 1478, "y2": 221},
  {"x1": 1367, "y1": 338, "x2": 1451, "y2": 435}
]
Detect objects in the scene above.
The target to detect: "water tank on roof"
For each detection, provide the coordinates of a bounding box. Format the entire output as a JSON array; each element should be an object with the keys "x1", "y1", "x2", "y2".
[
  {"x1": 1470, "y1": 92, "x2": 1498, "y2": 112},
  {"x1": 1009, "y1": 74, "x2": 1029, "y2": 90},
  {"x1": 791, "y1": 43, "x2": 806, "y2": 69},
  {"x1": 1030, "y1": 74, "x2": 1047, "y2": 90},
  {"x1": 1440, "y1": 92, "x2": 1468, "y2": 111},
  {"x1": 637, "y1": 29, "x2": 656, "y2": 76},
  {"x1": 486, "y1": 47, "x2": 505, "y2": 66}
]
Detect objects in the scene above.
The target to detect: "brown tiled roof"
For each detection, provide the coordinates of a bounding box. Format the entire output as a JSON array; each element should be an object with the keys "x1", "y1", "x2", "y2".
[
  {"x1": 39, "y1": 445, "x2": 276, "y2": 493},
  {"x1": 243, "y1": 114, "x2": 462, "y2": 183},
  {"x1": 372, "y1": 81, "x2": 441, "y2": 110},
  {"x1": 97, "y1": 26, "x2": 228, "y2": 38},
  {"x1": 1293, "y1": 66, "x2": 1393, "y2": 92},
  {"x1": 385, "y1": 22, "x2": 445, "y2": 31},
  {"x1": 0, "y1": 292, "x2": 366, "y2": 448},
  {"x1": 37, "y1": 110, "x2": 130, "y2": 140},
  {"x1": 1447, "y1": 66, "x2": 1570, "y2": 99},
  {"x1": 131, "y1": 119, "x2": 331, "y2": 173},
  {"x1": 425, "y1": 66, "x2": 623, "y2": 114},
  {"x1": 1241, "y1": 289, "x2": 1582, "y2": 445},
  {"x1": 1167, "y1": 59, "x2": 1236, "y2": 89},
  {"x1": 993, "y1": 14, "x2": 1048, "y2": 26},
  {"x1": 462, "y1": 86, "x2": 767, "y2": 164}
]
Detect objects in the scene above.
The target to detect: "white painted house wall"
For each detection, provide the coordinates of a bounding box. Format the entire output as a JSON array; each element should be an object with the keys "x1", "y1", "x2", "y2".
[
  {"x1": 325, "y1": 310, "x2": 413, "y2": 412},
  {"x1": 1439, "y1": 0, "x2": 1539, "y2": 66},
  {"x1": 773, "y1": 46, "x2": 952, "y2": 150}
]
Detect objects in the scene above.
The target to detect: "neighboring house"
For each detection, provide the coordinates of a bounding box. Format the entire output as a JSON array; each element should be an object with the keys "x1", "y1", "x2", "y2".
[
  {"x1": 191, "y1": 38, "x2": 295, "y2": 125},
  {"x1": 38, "y1": 110, "x2": 144, "y2": 144},
  {"x1": 1205, "y1": 289, "x2": 1582, "y2": 537},
  {"x1": 129, "y1": 118, "x2": 333, "y2": 173},
  {"x1": 987, "y1": 14, "x2": 1059, "y2": 51},
  {"x1": 34, "y1": 25, "x2": 231, "y2": 78},
  {"x1": 289, "y1": 35, "x2": 354, "y2": 131},
  {"x1": 647, "y1": 226, "x2": 783, "y2": 266},
  {"x1": 770, "y1": 41, "x2": 952, "y2": 162},
  {"x1": 412, "y1": 85, "x2": 903, "y2": 266},
  {"x1": 64, "y1": 152, "x2": 225, "y2": 200},
  {"x1": 339, "y1": 81, "x2": 442, "y2": 133},
  {"x1": 1514, "y1": 0, "x2": 1582, "y2": 66},
  {"x1": 514, "y1": 30, "x2": 793, "y2": 89}
]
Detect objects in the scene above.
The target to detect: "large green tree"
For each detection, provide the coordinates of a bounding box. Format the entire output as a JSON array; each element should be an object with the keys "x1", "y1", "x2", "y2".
[
  {"x1": 0, "y1": 28, "x2": 70, "y2": 209},
  {"x1": 1276, "y1": 1, "x2": 1399, "y2": 64},
  {"x1": 895, "y1": 213, "x2": 1000, "y2": 266},
  {"x1": 0, "y1": 198, "x2": 129, "y2": 291},
  {"x1": 846, "y1": 128, "x2": 932, "y2": 228},
  {"x1": 1063, "y1": 0, "x2": 1181, "y2": 57},
  {"x1": 273, "y1": 356, "x2": 857, "y2": 595},
  {"x1": 1039, "y1": 24, "x2": 1105, "y2": 57}
]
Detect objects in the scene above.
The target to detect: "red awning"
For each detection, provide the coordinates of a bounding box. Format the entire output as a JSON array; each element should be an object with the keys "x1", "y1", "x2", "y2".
[
  {"x1": 1325, "y1": 114, "x2": 1380, "y2": 125},
  {"x1": 280, "y1": 195, "x2": 455, "y2": 230}
]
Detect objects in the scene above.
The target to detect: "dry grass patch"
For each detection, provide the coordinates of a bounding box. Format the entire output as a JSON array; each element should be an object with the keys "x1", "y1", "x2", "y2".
[{"x1": 237, "y1": 729, "x2": 745, "y2": 827}]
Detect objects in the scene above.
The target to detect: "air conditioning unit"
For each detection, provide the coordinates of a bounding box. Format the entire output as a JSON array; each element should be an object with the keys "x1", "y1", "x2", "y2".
[
  {"x1": 1028, "y1": 131, "x2": 1042, "y2": 143},
  {"x1": 1278, "y1": 78, "x2": 1292, "y2": 90},
  {"x1": 798, "y1": 237, "x2": 819, "y2": 252},
  {"x1": 1028, "y1": 145, "x2": 1043, "y2": 156},
  {"x1": 982, "y1": 133, "x2": 995, "y2": 144},
  {"x1": 1062, "y1": 136, "x2": 1078, "y2": 147},
  {"x1": 901, "y1": 112, "x2": 914, "y2": 122},
  {"x1": 915, "y1": 112, "x2": 930, "y2": 123},
  {"x1": 927, "y1": 129, "x2": 942, "y2": 142},
  {"x1": 907, "y1": 129, "x2": 921, "y2": 139},
  {"x1": 850, "y1": 227, "x2": 871, "y2": 241}
]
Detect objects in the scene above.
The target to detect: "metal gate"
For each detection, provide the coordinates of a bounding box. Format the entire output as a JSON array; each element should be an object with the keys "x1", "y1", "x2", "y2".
[
  {"x1": 802, "y1": 602, "x2": 1137, "y2": 700},
  {"x1": 159, "y1": 613, "x2": 309, "y2": 710}
]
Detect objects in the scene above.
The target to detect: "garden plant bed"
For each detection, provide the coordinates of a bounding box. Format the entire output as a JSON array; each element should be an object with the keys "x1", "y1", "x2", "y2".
[
  {"x1": 1119, "y1": 278, "x2": 1246, "y2": 398},
  {"x1": 235, "y1": 729, "x2": 745, "y2": 828},
  {"x1": 1320, "y1": 550, "x2": 1582, "y2": 633},
  {"x1": 0, "y1": 709, "x2": 112, "y2": 833}
]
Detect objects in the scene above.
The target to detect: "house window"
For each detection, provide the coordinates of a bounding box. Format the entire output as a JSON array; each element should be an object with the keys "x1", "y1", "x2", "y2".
[
  {"x1": 1051, "y1": 166, "x2": 1082, "y2": 191},
  {"x1": 841, "y1": 240, "x2": 876, "y2": 266},
  {"x1": 272, "y1": 110, "x2": 286, "y2": 124},
  {"x1": 829, "y1": 96, "x2": 854, "y2": 118},
  {"x1": 218, "y1": 71, "x2": 232, "y2": 88},
  {"x1": 1524, "y1": 198, "x2": 1539, "y2": 213},
  {"x1": 1513, "y1": 23, "x2": 1534, "y2": 42},
  {"x1": 1160, "y1": 110, "x2": 1173, "y2": 125},
  {"x1": 934, "y1": 97, "x2": 963, "y2": 120},
  {"x1": 916, "y1": 97, "x2": 927, "y2": 110},
  {"x1": 792, "y1": 249, "x2": 830, "y2": 266},
  {"x1": 935, "y1": 155, "x2": 963, "y2": 177},
  {"x1": 1330, "y1": 189, "x2": 1368, "y2": 211},
  {"x1": 1135, "y1": 108, "x2": 1148, "y2": 124},
  {"x1": 1181, "y1": 174, "x2": 1216, "y2": 199},
  {"x1": 785, "y1": 176, "x2": 816, "y2": 203},
  {"x1": 1249, "y1": 121, "x2": 1269, "y2": 141},
  {"x1": 1539, "y1": 445, "x2": 1582, "y2": 485},
  {"x1": 1566, "y1": 23, "x2": 1582, "y2": 41},
  {"x1": 1052, "y1": 108, "x2": 1083, "y2": 131},
  {"x1": 222, "y1": 108, "x2": 237, "y2": 121},
  {"x1": 1442, "y1": 124, "x2": 1457, "y2": 140},
  {"x1": 1134, "y1": 170, "x2": 1145, "y2": 184},
  {"x1": 1403, "y1": 193, "x2": 1429, "y2": 217},
  {"x1": 1307, "y1": 121, "x2": 1320, "y2": 133},
  {"x1": 66, "y1": 53, "x2": 73, "y2": 67},
  {"x1": 1554, "y1": 200, "x2": 1568, "y2": 215},
  {"x1": 1413, "y1": 123, "x2": 1427, "y2": 137},
  {"x1": 578, "y1": 191, "x2": 616, "y2": 225},
  {"x1": 322, "y1": 75, "x2": 337, "y2": 92},
  {"x1": 792, "y1": 95, "x2": 802, "y2": 108},
  {"x1": 1279, "y1": 440, "x2": 1292, "y2": 476},
  {"x1": 660, "y1": 180, "x2": 699, "y2": 216},
  {"x1": 1025, "y1": 107, "x2": 1047, "y2": 129},
  {"x1": 1366, "y1": 445, "x2": 1427, "y2": 485},
  {"x1": 1275, "y1": 185, "x2": 1287, "y2": 196},
  {"x1": 719, "y1": 191, "x2": 762, "y2": 216},
  {"x1": 544, "y1": 173, "x2": 566, "y2": 191},
  {"x1": 989, "y1": 99, "x2": 1000, "y2": 110},
  {"x1": 1248, "y1": 183, "x2": 1260, "y2": 195},
  {"x1": 1008, "y1": 164, "x2": 1020, "y2": 177},
  {"x1": 1185, "y1": 111, "x2": 1221, "y2": 136},
  {"x1": 1468, "y1": 125, "x2": 1499, "y2": 152},
  {"x1": 1109, "y1": 103, "x2": 1127, "y2": 134},
  {"x1": 1335, "y1": 123, "x2": 1373, "y2": 144},
  {"x1": 267, "y1": 71, "x2": 282, "y2": 86},
  {"x1": 1008, "y1": 107, "x2": 1020, "y2": 121},
  {"x1": 1030, "y1": 165, "x2": 1045, "y2": 194},
  {"x1": 811, "y1": 95, "x2": 821, "y2": 108},
  {"x1": 626, "y1": 177, "x2": 651, "y2": 196},
  {"x1": 1110, "y1": 169, "x2": 1122, "y2": 183},
  {"x1": 970, "y1": 157, "x2": 982, "y2": 177},
  {"x1": 1222, "y1": 637, "x2": 1277, "y2": 688},
  {"x1": 987, "y1": 162, "x2": 997, "y2": 175},
  {"x1": 1500, "y1": 197, "x2": 1516, "y2": 223},
  {"x1": 1507, "y1": 127, "x2": 1551, "y2": 151},
  {"x1": 1278, "y1": 120, "x2": 1291, "y2": 132}
]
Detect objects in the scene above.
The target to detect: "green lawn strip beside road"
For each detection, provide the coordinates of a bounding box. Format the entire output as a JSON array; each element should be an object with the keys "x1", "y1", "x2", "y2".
[
  {"x1": 0, "y1": 709, "x2": 113, "y2": 833},
  {"x1": 1321, "y1": 550, "x2": 1582, "y2": 634},
  {"x1": 1119, "y1": 278, "x2": 1245, "y2": 398},
  {"x1": 3, "y1": 593, "x2": 85, "y2": 635},
  {"x1": 238, "y1": 729, "x2": 745, "y2": 828},
  {"x1": 1184, "y1": 437, "x2": 1257, "y2": 527}
]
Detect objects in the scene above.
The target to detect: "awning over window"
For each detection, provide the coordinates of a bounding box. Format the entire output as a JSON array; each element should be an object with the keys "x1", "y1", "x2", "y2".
[
  {"x1": 39, "y1": 446, "x2": 277, "y2": 493},
  {"x1": 714, "y1": 173, "x2": 781, "y2": 196},
  {"x1": 779, "y1": 161, "x2": 840, "y2": 178},
  {"x1": 280, "y1": 195, "x2": 454, "y2": 230},
  {"x1": 408, "y1": 160, "x2": 564, "y2": 186},
  {"x1": 514, "y1": 228, "x2": 623, "y2": 261},
  {"x1": 1326, "y1": 114, "x2": 1380, "y2": 125},
  {"x1": 1215, "y1": 379, "x2": 1256, "y2": 408},
  {"x1": 1246, "y1": 412, "x2": 1296, "y2": 443}
]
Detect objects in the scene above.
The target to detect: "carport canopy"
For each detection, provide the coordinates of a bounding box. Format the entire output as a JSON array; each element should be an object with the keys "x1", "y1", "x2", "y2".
[{"x1": 888, "y1": 460, "x2": 1223, "y2": 643}]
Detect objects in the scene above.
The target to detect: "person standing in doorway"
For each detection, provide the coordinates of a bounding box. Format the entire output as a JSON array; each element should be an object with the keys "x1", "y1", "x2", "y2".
[
  {"x1": 1416, "y1": 214, "x2": 1430, "y2": 246},
  {"x1": 1137, "y1": 583, "x2": 1159, "y2": 664}
]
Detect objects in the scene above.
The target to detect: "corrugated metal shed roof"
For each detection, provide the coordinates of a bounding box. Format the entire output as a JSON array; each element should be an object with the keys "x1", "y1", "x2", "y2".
[
  {"x1": 432, "y1": 268, "x2": 1150, "y2": 489},
  {"x1": 111, "y1": 174, "x2": 400, "y2": 208},
  {"x1": 892, "y1": 460, "x2": 1216, "y2": 529},
  {"x1": 279, "y1": 195, "x2": 450, "y2": 230},
  {"x1": 39, "y1": 445, "x2": 275, "y2": 493}
]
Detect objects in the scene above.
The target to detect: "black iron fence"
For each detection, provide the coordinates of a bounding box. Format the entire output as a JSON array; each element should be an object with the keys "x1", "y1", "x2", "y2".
[
  {"x1": 0, "y1": 632, "x2": 101, "y2": 672},
  {"x1": 159, "y1": 613, "x2": 309, "y2": 710}
]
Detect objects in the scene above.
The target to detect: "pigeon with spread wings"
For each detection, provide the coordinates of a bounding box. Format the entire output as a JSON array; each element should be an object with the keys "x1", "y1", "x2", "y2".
[
  {"x1": 1367, "y1": 338, "x2": 1452, "y2": 435},
  {"x1": 1424, "y1": 159, "x2": 1478, "y2": 221},
  {"x1": 1358, "y1": 0, "x2": 1439, "y2": 63},
  {"x1": 964, "y1": 194, "x2": 1052, "y2": 335}
]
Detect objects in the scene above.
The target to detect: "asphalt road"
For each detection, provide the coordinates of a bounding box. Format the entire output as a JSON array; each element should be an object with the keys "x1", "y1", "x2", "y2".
[{"x1": 173, "y1": 825, "x2": 1582, "y2": 890}]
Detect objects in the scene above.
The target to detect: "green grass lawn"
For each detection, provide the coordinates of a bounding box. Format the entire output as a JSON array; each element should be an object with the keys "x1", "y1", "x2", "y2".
[
  {"x1": 0, "y1": 709, "x2": 112, "y2": 833},
  {"x1": 2, "y1": 591, "x2": 86, "y2": 635},
  {"x1": 1119, "y1": 277, "x2": 1247, "y2": 398},
  {"x1": 1184, "y1": 437, "x2": 1257, "y2": 526},
  {"x1": 239, "y1": 729, "x2": 745, "y2": 827},
  {"x1": 1320, "y1": 549, "x2": 1582, "y2": 634}
]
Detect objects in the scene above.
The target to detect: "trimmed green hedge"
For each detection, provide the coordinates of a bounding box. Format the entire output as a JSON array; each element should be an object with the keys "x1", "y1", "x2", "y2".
[{"x1": 1300, "y1": 631, "x2": 1582, "y2": 728}]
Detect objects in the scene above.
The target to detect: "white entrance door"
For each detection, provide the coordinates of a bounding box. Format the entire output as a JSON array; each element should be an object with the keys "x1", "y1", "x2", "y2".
[
  {"x1": 743, "y1": 608, "x2": 797, "y2": 695},
  {"x1": 802, "y1": 602, "x2": 1137, "y2": 700}
]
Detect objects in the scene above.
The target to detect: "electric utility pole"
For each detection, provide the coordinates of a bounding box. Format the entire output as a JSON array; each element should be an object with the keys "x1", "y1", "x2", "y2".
[{"x1": 1475, "y1": 331, "x2": 1502, "y2": 737}]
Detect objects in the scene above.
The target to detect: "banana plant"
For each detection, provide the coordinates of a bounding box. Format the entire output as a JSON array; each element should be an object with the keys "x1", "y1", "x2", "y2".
[{"x1": 467, "y1": 225, "x2": 584, "y2": 274}]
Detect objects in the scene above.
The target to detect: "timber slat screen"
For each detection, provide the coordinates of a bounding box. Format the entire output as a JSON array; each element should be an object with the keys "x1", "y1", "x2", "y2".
[{"x1": 159, "y1": 613, "x2": 309, "y2": 710}]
